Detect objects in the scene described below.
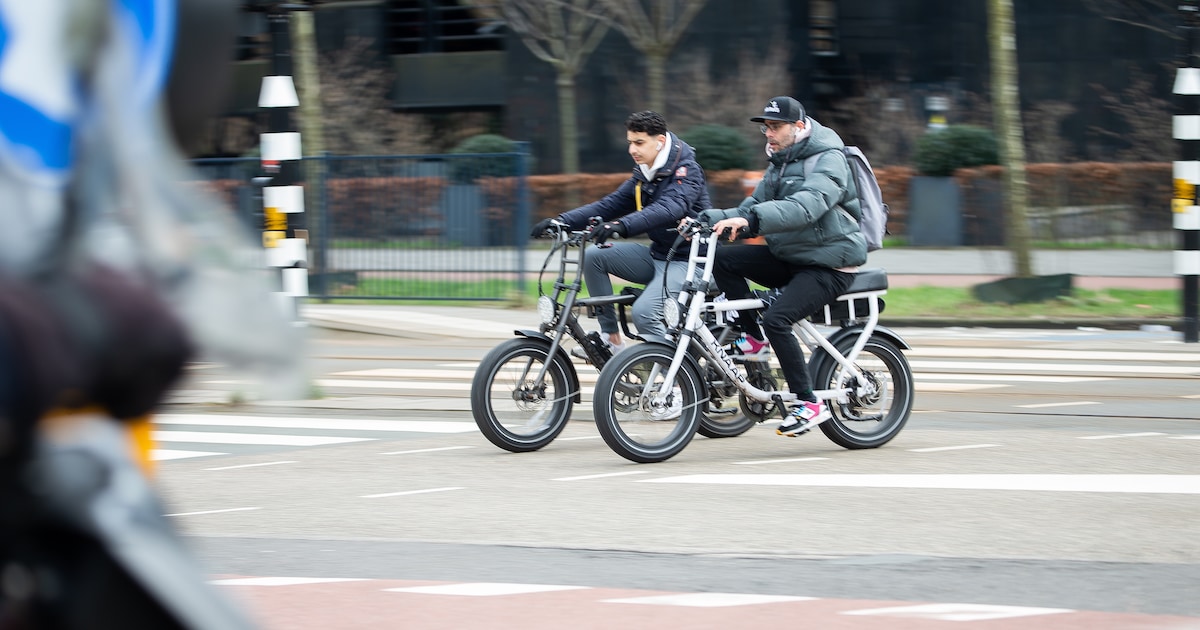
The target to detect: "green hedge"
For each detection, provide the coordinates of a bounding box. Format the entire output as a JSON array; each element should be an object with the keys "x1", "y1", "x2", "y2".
[
  {"x1": 913, "y1": 125, "x2": 999, "y2": 176},
  {"x1": 680, "y1": 124, "x2": 753, "y2": 171}
]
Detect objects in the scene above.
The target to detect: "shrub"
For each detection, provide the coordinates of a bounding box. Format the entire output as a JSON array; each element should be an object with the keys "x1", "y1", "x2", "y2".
[
  {"x1": 913, "y1": 125, "x2": 999, "y2": 176},
  {"x1": 448, "y1": 134, "x2": 533, "y2": 183},
  {"x1": 679, "y1": 124, "x2": 754, "y2": 172},
  {"x1": 325, "y1": 176, "x2": 448, "y2": 238}
]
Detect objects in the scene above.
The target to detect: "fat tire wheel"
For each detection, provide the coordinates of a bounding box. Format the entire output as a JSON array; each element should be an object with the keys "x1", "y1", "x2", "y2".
[
  {"x1": 591, "y1": 344, "x2": 702, "y2": 463},
  {"x1": 697, "y1": 356, "x2": 757, "y2": 438},
  {"x1": 737, "y1": 362, "x2": 780, "y2": 425},
  {"x1": 471, "y1": 338, "x2": 574, "y2": 452},
  {"x1": 812, "y1": 336, "x2": 914, "y2": 449}
]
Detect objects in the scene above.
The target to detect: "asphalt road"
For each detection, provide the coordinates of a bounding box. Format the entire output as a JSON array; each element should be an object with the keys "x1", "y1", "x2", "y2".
[{"x1": 157, "y1": 325, "x2": 1200, "y2": 629}]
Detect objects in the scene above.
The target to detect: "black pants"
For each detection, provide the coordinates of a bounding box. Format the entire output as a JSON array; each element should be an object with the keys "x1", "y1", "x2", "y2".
[{"x1": 711, "y1": 244, "x2": 854, "y2": 401}]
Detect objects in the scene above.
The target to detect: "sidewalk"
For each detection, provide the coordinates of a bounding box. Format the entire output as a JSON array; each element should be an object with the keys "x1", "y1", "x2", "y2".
[
  {"x1": 861, "y1": 248, "x2": 1175, "y2": 289},
  {"x1": 303, "y1": 249, "x2": 1183, "y2": 339}
]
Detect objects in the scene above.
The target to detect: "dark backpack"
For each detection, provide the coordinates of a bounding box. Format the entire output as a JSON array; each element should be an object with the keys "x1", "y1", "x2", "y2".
[{"x1": 804, "y1": 146, "x2": 889, "y2": 251}]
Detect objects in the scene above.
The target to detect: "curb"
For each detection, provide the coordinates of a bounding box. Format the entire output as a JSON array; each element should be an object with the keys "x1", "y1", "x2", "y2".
[
  {"x1": 303, "y1": 315, "x2": 1183, "y2": 339},
  {"x1": 879, "y1": 318, "x2": 1180, "y2": 331}
]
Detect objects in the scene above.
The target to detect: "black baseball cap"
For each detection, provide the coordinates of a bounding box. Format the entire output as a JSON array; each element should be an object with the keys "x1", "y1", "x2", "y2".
[{"x1": 751, "y1": 96, "x2": 806, "y2": 123}]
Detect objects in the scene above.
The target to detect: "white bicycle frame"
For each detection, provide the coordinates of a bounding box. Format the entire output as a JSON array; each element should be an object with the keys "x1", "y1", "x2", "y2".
[{"x1": 657, "y1": 222, "x2": 887, "y2": 409}]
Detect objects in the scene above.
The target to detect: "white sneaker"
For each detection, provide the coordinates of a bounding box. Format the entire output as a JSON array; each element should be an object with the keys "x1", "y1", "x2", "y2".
[
  {"x1": 571, "y1": 337, "x2": 626, "y2": 360},
  {"x1": 777, "y1": 400, "x2": 831, "y2": 436},
  {"x1": 649, "y1": 387, "x2": 683, "y2": 421}
]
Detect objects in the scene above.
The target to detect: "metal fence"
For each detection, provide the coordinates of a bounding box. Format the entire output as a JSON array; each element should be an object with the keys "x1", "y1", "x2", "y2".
[
  {"x1": 189, "y1": 147, "x2": 533, "y2": 302},
  {"x1": 188, "y1": 152, "x2": 1174, "y2": 301}
]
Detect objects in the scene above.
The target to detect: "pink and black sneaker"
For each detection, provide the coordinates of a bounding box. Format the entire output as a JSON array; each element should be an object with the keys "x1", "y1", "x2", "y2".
[
  {"x1": 732, "y1": 333, "x2": 770, "y2": 361},
  {"x1": 777, "y1": 400, "x2": 831, "y2": 436}
]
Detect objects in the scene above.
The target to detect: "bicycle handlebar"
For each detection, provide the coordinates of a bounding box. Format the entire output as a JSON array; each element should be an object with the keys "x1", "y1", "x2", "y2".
[{"x1": 676, "y1": 217, "x2": 751, "y2": 241}]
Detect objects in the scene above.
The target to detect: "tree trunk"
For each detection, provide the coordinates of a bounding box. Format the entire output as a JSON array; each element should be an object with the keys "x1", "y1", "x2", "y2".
[
  {"x1": 291, "y1": 10, "x2": 324, "y2": 156},
  {"x1": 557, "y1": 70, "x2": 580, "y2": 174},
  {"x1": 988, "y1": 0, "x2": 1033, "y2": 278},
  {"x1": 646, "y1": 51, "x2": 668, "y2": 114}
]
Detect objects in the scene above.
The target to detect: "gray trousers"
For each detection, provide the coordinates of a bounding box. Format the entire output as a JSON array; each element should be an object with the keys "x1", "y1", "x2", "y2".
[{"x1": 582, "y1": 242, "x2": 688, "y2": 343}]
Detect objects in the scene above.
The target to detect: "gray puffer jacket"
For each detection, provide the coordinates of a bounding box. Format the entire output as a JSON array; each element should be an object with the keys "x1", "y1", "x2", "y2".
[{"x1": 701, "y1": 117, "x2": 867, "y2": 269}]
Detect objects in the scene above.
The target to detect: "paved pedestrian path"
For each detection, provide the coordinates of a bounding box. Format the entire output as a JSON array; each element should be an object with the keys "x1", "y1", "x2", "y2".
[{"x1": 301, "y1": 248, "x2": 1181, "y2": 339}]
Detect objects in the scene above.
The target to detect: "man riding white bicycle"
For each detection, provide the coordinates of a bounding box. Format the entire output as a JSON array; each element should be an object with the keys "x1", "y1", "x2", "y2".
[
  {"x1": 700, "y1": 96, "x2": 867, "y2": 437},
  {"x1": 530, "y1": 111, "x2": 708, "y2": 355}
]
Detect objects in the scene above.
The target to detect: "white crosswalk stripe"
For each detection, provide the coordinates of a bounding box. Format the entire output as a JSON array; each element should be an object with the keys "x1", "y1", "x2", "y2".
[
  {"x1": 156, "y1": 414, "x2": 477, "y2": 433},
  {"x1": 151, "y1": 413, "x2": 478, "y2": 461},
  {"x1": 300, "y1": 362, "x2": 1156, "y2": 397},
  {"x1": 185, "y1": 344, "x2": 1194, "y2": 405},
  {"x1": 166, "y1": 344, "x2": 1192, "y2": 462}
]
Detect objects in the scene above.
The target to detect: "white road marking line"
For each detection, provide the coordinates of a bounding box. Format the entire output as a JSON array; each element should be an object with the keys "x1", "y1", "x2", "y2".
[
  {"x1": 911, "y1": 360, "x2": 1199, "y2": 375},
  {"x1": 338, "y1": 367, "x2": 604, "y2": 383},
  {"x1": 361, "y1": 487, "x2": 464, "y2": 499},
  {"x1": 152, "y1": 449, "x2": 226, "y2": 461},
  {"x1": 908, "y1": 347, "x2": 1200, "y2": 362},
  {"x1": 842, "y1": 602, "x2": 1073, "y2": 621},
  {"x1": 639, "y1": 474, "x2": 1200, "y2": 494},
  {"x1": 603, "y1": 593, "x2": 814, "y2": 607},
  {"x1": 1079, "y1": 432, "x2": 1166, "y2": 440},
  {"x1": 1186, "y1": 394, "x2": 1200, "y2": 399},
  {"x1": 310, "y1": 381, "x2": 596, "y2": 396},
  {"x1": 157, "y1": 414, "x2": 477, "y2": 434},
  {"x1": 317, "y1": 379, "x2": 470, "y2": 391},
  {"x1": 333, "y1": 368, "x2": 484, "y2": 379},
  {"x1": 916, "y1": 383, "x2": 1009, "y2": 392},
  {"x1": 166, "y1": 507, "x2": 260, "y2": 517},
  {"x1": 733, "y1": 457, "x2": 829, "y2": 465},
  {"x1": 384, "y1": 583, "x2": 587, "y2": 596},
  {"x1": 914, "y1": 373, "x2": 1109, "y2": 383},
  {"x1": 380, "y1": 446, "x2": 475, "y2": 455},
  {"x1": 553, "y1": 471, "x2": 652, "y2": 481},
  {"x1": 908, "y1": 444, "x2": 999, "y2": 453},
  {"x1": 205, "y1": 460, "x2": 298, "y2": 471},
  {"x1": 1016, "y1": 401, "x2": 1100, "y2": 409},
  {"x1": 153, "y1": 431, "x2": 373, "y2": 447},
  {"x1": 1170, "y1": 435, "x2": 1200, "y2": 440},
  {"x1": 212, "y1": 577, "x2": 368, "y2": 586},
  {"x1": 558, "y1": 435, "x2": 604, "y2": 441}
]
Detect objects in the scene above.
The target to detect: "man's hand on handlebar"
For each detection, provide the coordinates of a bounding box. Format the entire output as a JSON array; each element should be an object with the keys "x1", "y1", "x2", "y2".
[
  {"x1": 530, "y1": 217, "x2": 556, "y2": 239},
  {"x1": 711, "y1": 217, "x2": 751, "y2": 241},
  {"x1": 591, "y1": 221, "x2": 626, "y2": 247}
]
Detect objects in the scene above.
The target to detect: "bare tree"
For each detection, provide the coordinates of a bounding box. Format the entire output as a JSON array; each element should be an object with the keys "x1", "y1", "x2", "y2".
[
  {"x1": 989, "y1": 0, "x2": 1033, "y2": 278},
  {"x1": 1081, "y1": 0, "x2": 1181, "y2": 39},
  {"x1": 827, "y1": 83, "x2": 928, "y2": 167},
  {"x1": 597, "y1": 0, "x2": 709, "y2": 115},
  {"x1": 292, "y1": 9, "x2": 325, "y2": 157},
  {"x1": 193, "y1": 114, "x2": 258, "y2": 158},
  {"x1": 1075, "y1": 2, "x2": 1177, "y2": 160},
  {"x1": 663, "y1": 41, "x2": 792, "y2": 149},
  {"x1": 318, "y1": 38, "x2": 433, "y2": 155},
  {"x1": 1025, "y1": 101, "x2": 1077, "y2": 163},
  {"x1": 1090, "y1": 72, "x2": 1176, "y2": 161},
  {"x1": 504, "y1": 0, "x2": 611, "y2": 174}
]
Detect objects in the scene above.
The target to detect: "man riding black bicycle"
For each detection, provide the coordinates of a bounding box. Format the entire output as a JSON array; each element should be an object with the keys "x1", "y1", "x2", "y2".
[{"x1": 530, "y1": 111, "x2": 709, "y2": 356}]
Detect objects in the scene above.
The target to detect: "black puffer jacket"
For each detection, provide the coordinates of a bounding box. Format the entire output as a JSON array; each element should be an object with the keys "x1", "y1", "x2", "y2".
[{"x1": 558, "y1": 135, "x2": 709, "y2": 261}]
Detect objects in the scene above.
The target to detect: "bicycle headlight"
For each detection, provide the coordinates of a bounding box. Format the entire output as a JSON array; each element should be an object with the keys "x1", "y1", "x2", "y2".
[
  {"x1": 537, "y1": 295, "x2": 557, "y2": 324},
  {"x1": 663, "y1": 298, "x2": 680, "y2": 328}
]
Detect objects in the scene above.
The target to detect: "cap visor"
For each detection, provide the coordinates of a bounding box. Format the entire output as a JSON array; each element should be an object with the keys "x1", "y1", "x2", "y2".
[{"x1": 751, "y1": 115, "x2": 791, "y2": 123}]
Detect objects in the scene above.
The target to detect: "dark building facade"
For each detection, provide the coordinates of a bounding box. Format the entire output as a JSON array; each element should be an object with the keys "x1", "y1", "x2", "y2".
[{"x1": 231, "y1": 0, "x2": 1176, "y2": 171}]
